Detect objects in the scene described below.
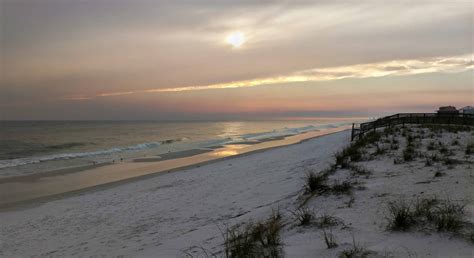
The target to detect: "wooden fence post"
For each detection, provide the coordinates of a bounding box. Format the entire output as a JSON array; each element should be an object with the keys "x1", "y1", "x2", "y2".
[{"x1": 351, "y1": 123, "x2": 355, "y2": 141}]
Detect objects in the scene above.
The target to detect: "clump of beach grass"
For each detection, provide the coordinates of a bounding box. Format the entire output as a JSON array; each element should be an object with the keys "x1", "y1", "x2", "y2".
[
  {"x1": 466, "y1": 142, "x2": 474, "y2": 155},
  {"x1": 427, "y1": 141, "x2": 437, "y2": 151},
  {"x1": 373, "y1": 144, "x2": 387, "y2": 156},
  {"x1": 387, "y1": 199, "x2": 415, "y2": 231},
  {"x1": 322, "y1": 229, "x2": 338, "y2": 249},
  {"x1": 387, "y1": 197, "x2": 467, "y2": 233},
  {"x1": 338, "y1": 236, "x2": 372, "y2": 258},
  {"x1": 224, "y1": 212, "x2": 283, "y2": 258},
  {"x1": 348, "y1": 164, "x2": 372, "y2": 177},
  {"x1": 291, "y1": 207, "x2": 314, "y2": 226},
  {"x1": 331, "y1": 180, "x2": 354, "y2": 195},
  {"x1": 315, "y1": 214, "x2": 341, "y2": 228},
  {"x1": 304, "y1": 171, "x2": 329, "y2": 194},
  {"x1": 335, "y1": 131, "x2": 382, "y2": 167},
  {"x1": 434, "y1": 201, "x2": 465, "y2": 232}
]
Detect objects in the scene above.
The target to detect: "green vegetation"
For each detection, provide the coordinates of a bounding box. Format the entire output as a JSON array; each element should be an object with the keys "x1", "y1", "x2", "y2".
[
  {"x1": 387, "y1": 199, "x2": 414, "y2": 231},
  {"x1": 435, "y1": 201, "x2": 465, "y2": 232},
  {"x1": 427, "y1": 141, "x2": 437, "y2": 150},
  {"x1": 402, "y1": 144, "x2": 416, "y2": 161},
  {"x1": 315, "y1": 214, "x2": 340, "y2": 228},
  {"x1": 292, "y1": 207, "x2": 314, "y2": 226},
  {"x1": 348, "y1": 164, "x2": 372, "y2": 177},
  {"x1": 419, "y1": 124, "x2": 471, "y2": 134},
  {"x1": 331, "y1": 180, "x2": 354, "y2": 195},
  {"x1": 322, "y1": 229, "x2": 338, "y2": 249},
  {"x1": 338, "y1": 237, "x2": 372, "y2": 258},
  {"x1": 224, "y1": 212, "x2": 283, "y2": 258},
  {"x1": 466, "y1": 142, "x2": 474, "y2": 155},
  {"x1": 304, "y1": 171, "x2": 329, "y2": 194},
  {"x1": 387, "y1": 197, "x2": 466, "y2": 233},
  {"x1": 336, "y1": 131, "x2": 381, "y2": 167}
]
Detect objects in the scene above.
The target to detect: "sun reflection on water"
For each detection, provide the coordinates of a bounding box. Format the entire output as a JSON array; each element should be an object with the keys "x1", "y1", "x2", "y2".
[{"x1": 210, "y1": 144, "x2": 249, "y2": 157}]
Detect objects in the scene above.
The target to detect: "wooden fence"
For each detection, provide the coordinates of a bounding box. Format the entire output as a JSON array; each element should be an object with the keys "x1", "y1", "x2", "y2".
[{"x1": 351, "y1": 113, "x2": 474, "y2": 141}]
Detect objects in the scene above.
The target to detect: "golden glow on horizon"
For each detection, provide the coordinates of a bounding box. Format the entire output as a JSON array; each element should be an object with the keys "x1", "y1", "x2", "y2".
[
  {"x1": 63, "y1": 53, "x2": 473, "y2": 101},
  {"x1": 226, "y1": 32, "x2": 245, "y2": 48}
]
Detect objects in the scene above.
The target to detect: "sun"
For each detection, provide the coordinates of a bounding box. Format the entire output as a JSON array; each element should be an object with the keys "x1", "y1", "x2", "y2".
[{"x1": 226, "y1": 32, "x2": 245, "y2": 48}]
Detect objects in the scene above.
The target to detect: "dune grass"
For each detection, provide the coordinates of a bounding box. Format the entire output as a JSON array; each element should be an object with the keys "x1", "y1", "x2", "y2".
[
  {"x1": 387, "y1": 197, "x2": 466, "y2": 233},
  {"x1": 291, "y1": 207, "x2": 315, "y2": 226},
  {"x1": 224, "y1": 211, "x2": 283, "y2": 258},
  {"x1": 304, "y1": 171, "x2": 329, "y2": 194},
  {"x1": 322, "y1": 229, "x2": 338, "y2": 249}
]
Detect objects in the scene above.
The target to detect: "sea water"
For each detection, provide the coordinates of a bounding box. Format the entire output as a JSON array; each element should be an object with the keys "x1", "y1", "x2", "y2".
[{"x1": 0, "y1": 119, "x2": 355, "y2": 178}]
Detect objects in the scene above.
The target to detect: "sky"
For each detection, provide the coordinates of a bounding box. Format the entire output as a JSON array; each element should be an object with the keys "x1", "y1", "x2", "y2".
[{"x1": 1, "y1": 0, "x2": 473, "y2": 120}]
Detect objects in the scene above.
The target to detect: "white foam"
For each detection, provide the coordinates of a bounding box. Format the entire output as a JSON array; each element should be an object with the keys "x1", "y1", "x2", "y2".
[{"x1": 0, "y1": 141, "x2": 163, "y2": 169}]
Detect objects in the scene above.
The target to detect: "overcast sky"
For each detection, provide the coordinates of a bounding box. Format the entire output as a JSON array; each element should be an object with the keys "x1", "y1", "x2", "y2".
[{"x1": 1, "y1": 0, "x2": 473, "y2": 120}]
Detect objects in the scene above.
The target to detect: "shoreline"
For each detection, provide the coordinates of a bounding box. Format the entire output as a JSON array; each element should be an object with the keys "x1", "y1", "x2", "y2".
[
  {"x1": 2, "y1": 125, "x2": 471, "y2": 257},
  {"x1": 0, "y1": 127, "x2": 350, "y2": 209}
]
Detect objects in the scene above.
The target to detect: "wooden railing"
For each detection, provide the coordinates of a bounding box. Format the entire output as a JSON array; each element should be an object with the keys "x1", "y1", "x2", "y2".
[{"x1": 351, "y1": 113, "x2": 474, "y2": 141}]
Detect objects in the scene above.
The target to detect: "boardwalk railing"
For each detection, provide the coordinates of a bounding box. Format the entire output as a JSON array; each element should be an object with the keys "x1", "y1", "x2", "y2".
[{"x1": 351, "y1": 113, "x2": 474, "y2": 141}]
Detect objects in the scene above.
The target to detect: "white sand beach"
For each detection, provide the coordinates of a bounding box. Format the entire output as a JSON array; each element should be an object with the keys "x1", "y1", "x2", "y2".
[{"x1": 1, "y1": 126, "x2": 473, "y2": 257}]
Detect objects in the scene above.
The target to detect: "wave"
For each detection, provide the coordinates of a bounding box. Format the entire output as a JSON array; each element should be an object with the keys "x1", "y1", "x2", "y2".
[
  {"x1": 0, "y1": 141, "x2": 89, "y2": 160},
  {"x1": 239, "y1": 125, "x2": 319, "y2": 141},
  {"x1": 0, "y1": 139, "x2": 184, "y2": 169},
  {"x1": 0, "y1": 123, "x2": 344, "y2": 169}
]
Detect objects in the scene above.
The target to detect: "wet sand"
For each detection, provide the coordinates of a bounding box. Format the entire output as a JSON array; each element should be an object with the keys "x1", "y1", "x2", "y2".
[
  {"x1": 133, "y1": 148, "x2": 214, "y2": 162},
  {"x1": 0, "y1": 127, "x2": 349, "y2": 208}
]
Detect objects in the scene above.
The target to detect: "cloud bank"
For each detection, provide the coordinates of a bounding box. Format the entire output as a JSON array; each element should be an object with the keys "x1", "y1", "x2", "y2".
[{"x1": 65, "y1": 53, "x2": 473, "y2": 100}]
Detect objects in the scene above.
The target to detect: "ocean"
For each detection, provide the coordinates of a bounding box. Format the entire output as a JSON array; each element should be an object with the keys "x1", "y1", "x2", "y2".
[{"x1": 0, "y1": 119, "x2": 355, "y2": 178}]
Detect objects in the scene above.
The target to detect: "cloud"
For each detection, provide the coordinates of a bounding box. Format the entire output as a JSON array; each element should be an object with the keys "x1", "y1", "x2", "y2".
[{"x1": 64, "y1": 53, "x2": 473, "y2": 100}]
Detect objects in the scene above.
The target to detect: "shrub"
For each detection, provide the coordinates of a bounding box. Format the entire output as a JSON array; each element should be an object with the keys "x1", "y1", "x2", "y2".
[
  {"x1": 292, "y1": 207, "x2": 314, "y2": 226},
  {"x1": 434, "y1": 171, "x2": 444, "y2": 177},
  {"x1": 387, "y1": 200, "x2": 414, "y2": 231},
  {"x1": 305, "y1": 171, "x2": 329, "y2": 193},
  {"x1": 224, "y1": 213, "x2": 283, "y2": 258}
]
